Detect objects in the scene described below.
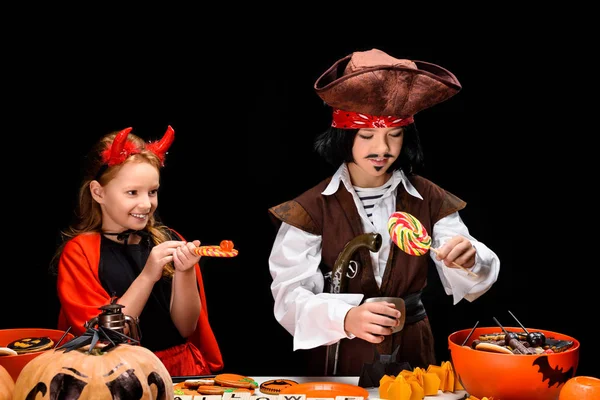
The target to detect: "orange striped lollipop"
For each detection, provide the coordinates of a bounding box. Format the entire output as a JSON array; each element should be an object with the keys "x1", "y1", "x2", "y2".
[
  {"x1": 193, "y1": 240, "x2": 239, "y2": 257},
  {"x1": 387, "y1": 211, "x2": 432, "y2": 256}
]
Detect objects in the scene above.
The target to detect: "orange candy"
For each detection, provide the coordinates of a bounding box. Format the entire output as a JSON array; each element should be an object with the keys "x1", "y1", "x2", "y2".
[{"x1": 220, "y1": 240, "x2": 234, "y2": 251}]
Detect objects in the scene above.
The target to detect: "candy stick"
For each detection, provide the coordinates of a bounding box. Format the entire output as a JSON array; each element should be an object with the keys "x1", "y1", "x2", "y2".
[
  {"x1": 461, "y1": 320, "x2": 480, "y2": 346},
  {"x1": 194, "y1": 246, "x2": 238, "y2": 257},
  {"x1": 54, "y1": 326, "x2": 72, "y2": 349},
  {"x1": 508, "y1": 310, "x2": 546, "y2": 347},
  {"x1": 388, "y1": 211, "x2": 478, "y2": 278},
  {"x1": 193, "y1": 240, "x2": 239, "y2": 258},
  {"x1": 493, "y1": 316, "x2": 534, "y2": 354},
  {"x1": 429, "y1": 248, "x2": 477, "y2": 277}
]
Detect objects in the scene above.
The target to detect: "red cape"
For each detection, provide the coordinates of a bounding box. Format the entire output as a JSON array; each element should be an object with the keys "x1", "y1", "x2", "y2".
[{"x1": 57, "y1": 232, "x2": 224, "y2": 372}]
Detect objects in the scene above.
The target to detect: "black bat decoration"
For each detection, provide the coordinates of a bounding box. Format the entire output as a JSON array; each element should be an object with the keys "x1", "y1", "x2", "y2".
[
  {"x1": 358, "y1": 345, "x2": 411, "y2": 388},
  {"x1": 532, "y1": 355, "x2": 575, "y2": 387},
  {"x1": 58, "y1": 325, "x2": 139, "y2": 353}
]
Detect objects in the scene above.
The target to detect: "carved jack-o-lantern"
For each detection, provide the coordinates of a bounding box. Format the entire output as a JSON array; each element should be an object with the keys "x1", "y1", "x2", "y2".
[
  {"x1": 0, "y1": 364, "x2": 14, "y2": 400},
  {"x1": 13, "y1": 344, "x2": 173, "y2": 399}
]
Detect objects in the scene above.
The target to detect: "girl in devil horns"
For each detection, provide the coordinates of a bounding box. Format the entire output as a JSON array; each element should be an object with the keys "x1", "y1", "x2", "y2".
[{"x1": 51, "y1": 126, "x2": 223, "y2": 375}]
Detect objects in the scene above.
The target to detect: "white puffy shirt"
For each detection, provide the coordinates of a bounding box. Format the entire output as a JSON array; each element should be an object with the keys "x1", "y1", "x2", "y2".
[{"x1": 268, "y1": 164, "x2": 500, "y2": 350}]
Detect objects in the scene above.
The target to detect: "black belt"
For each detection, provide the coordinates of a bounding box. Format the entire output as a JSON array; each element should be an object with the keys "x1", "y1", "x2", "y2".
[{"x1": 403, "y1": 290, "x2": 426, "y2": 324}]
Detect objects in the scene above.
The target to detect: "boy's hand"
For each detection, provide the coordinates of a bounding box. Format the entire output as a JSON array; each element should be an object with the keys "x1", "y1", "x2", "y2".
[{"x1": 344, "y1": 301, "x2": 401, "y2": 343}]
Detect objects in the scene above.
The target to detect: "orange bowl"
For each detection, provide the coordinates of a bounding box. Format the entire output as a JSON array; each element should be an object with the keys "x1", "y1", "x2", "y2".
[
  {"x1": 559, "y1": 376, "x2": 600, "y2": 399},
  {"x1": 0, "y1": 328, "x2": 75, "y2": 382},
  {"x1": 449, "y1": 327, "x2": 579, "y2": 400}
]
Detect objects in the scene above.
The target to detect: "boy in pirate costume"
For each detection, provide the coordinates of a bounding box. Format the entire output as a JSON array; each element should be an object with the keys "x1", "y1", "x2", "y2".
[
  {"x1": 268, "y1": 48, "x2": 500, "y2": 376},
  {"x1": 52, "y1": 126, "x2": 223, "y2": 376}
]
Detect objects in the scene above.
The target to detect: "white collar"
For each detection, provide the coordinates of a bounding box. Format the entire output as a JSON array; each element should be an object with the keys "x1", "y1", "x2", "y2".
[{"x1": 322, "y1": 164, "x2": 423, "y2": 200}]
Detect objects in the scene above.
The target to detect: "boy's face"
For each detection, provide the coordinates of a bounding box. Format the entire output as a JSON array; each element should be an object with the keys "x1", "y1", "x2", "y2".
[
  {"x1": 94, "y1": 161, "x2": 160, "y2": 232},
  {"x1": 349, "y1": 127, "x2": 404, "y2": 187}
]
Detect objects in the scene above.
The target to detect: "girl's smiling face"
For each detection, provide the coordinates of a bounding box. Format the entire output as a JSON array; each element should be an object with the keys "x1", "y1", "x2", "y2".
[{"x1": 92, "y1": 161, "x2": 160, "y2": 233}]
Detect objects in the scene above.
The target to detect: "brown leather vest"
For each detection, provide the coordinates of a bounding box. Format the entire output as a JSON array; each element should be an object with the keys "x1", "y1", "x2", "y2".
[{"x1": 269, "y1": 174, "x2": 465, "y2": 375}]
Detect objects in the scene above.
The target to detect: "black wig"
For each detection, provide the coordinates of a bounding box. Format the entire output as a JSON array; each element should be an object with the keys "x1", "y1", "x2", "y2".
[{"x1": 313, "y1": 123, "x2": 425, "y2": 175}]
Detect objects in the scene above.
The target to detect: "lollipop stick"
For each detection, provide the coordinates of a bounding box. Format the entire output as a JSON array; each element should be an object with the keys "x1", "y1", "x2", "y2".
[
  {"x1": 430, "y1": 247, "x2": 478, "y2": 277},
  {"x1": 508, "y1": 310, "x2": 529, "y2": 333},
  {"x1": 54, "y1": 326, "x2": 72, "y2": 349},
  {"x1": 461, "y1": 320, "x2": 480, "y2": 346}
]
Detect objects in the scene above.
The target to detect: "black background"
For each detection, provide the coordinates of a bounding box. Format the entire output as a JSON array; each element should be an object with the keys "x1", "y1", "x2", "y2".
[{"x1": 2, "y1": 25, "x2": 597, "y2": 379}]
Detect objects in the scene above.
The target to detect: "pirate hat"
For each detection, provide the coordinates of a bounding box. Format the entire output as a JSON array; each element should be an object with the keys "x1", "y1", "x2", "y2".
[{"x1": 314, "y1": 48, "x2": 461, "y2": 120}]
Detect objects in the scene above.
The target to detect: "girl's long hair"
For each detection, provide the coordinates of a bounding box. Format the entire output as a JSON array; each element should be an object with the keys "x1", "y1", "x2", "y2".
[{"x1": 50, "y1": 131, "x2": 176, "y2": 278}]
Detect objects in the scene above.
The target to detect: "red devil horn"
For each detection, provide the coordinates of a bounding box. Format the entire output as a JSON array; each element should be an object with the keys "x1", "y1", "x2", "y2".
[
  {"x1": 147, "y1": 125, "x2": 175, "y2": 163},
  {"x1": 108, "y1": 127, "x2": 133, "y2": 166}
]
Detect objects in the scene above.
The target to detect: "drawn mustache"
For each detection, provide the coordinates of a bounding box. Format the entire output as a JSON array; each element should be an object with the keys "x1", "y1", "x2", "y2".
[{"x1": 365, "y1": 153, "x2": 394, "y2": 159}]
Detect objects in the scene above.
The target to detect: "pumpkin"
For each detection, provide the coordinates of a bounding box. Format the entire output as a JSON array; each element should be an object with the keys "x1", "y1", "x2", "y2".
[
  {"x1": 559, "y1": 376, "x2": 600, "y2": 400},
  {"x1": 0, "y1": 364, "x2": 14, "y2": 400},
  {"x1": 13, "y1": 344, "x2": 173, "y2": 399}
]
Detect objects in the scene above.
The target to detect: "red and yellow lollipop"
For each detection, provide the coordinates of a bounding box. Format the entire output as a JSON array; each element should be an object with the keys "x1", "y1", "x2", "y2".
[
  {"x1": 387, "y1": 211, "x2": 477, "y2": 277},
  {"x1": 387, "y1": 211, "x2": 432, "y2": 256},
  {"x1": 193, "y1": 240, "x2": 239, "y2": 257}
]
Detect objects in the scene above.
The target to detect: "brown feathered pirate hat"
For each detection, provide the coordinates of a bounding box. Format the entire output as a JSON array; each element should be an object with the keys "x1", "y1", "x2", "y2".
[{"x1": 314, "y1": 48, "x2": 462, "y2": 129}]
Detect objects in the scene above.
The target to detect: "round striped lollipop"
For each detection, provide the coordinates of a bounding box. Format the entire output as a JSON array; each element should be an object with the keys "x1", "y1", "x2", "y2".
[{"x1": 387, "y1": 211, "x2": 432, "y2": 256}]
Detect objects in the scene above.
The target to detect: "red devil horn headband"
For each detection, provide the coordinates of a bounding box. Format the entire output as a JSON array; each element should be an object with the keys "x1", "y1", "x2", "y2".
[
  {"x1": 107, "y1": 127, "x2": 134, "y2": 166},
  {"x1": 97, "y1": 126, "x2": 175, "y2": 179},
  {"x1": 146, "y1": 125, "x2": 175, "y2": 164}
]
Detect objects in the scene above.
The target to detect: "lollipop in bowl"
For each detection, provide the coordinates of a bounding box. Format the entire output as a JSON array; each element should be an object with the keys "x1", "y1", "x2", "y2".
[{"x1": 449, "y1": 326, "x2": 579, "y2": 400}]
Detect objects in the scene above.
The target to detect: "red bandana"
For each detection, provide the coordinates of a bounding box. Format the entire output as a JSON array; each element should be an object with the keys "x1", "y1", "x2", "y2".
[{"x1": 331, "y1": 108, "x2": 414, "y2": 129}]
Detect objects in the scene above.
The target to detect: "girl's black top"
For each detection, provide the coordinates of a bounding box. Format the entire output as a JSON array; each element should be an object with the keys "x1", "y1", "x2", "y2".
[{"x1": 98, "y1": 232, "x2": 187, "y2": 351}]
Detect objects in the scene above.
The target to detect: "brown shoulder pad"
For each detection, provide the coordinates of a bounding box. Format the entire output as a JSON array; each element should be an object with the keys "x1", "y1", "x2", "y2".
[
  {"x1": 269, "y1": 200, "x2": 320, "y2": 235},
  {"x1": 437, "y1": 190, "x2": 466, "y2": 220}
]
